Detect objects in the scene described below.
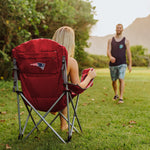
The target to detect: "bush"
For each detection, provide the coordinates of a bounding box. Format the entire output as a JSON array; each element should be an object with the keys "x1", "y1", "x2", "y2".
[
  {"x1": 89, "y1": 54, "x2": 109, "y2": 68},
  {"x1": 130, "y1": 45, "x2": 149, "y2": 67},
  {"x1": 132, "y1": 56, "x2": 148, "y2": 66},
  {"x1": 81, "y1": 53, "x2": 109, "y2": 69},
  {"x1": 0, "y1": 0, "x2": 98, "y2": 80},
  {"x1": 0, "y1": 0, "x2": 97, "y2": 70},
  {"x1": 0, "y1": 50, "x2": 12, "y2": 80},
  {"x1": 84, "y1": 46, "x2": 150, "y2": 69}
]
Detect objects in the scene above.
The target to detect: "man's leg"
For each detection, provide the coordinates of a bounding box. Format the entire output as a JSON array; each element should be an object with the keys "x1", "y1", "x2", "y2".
[
  {"x1": 118, "y1": 64, "x2": 127, "y2": 103},
  {"x1": 109, "y1": 66, "x2": 119, "y2": 100},
  {"x1": 119, "y1": 79, "x2": 125, "y2": 99},
  {"x1": 112, "y1": 80, "x2": 118, "y2": 96}
]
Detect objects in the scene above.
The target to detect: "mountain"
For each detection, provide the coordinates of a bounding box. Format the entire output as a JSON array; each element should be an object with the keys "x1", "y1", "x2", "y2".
[{"x1": 85, "y1": 15, "x2": 150, "y2": 55}]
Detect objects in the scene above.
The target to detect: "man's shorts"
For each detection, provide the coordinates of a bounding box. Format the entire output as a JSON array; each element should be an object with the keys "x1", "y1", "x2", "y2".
[{"x1": 109, "y1": 64, "x2": 127, "y2": 81}]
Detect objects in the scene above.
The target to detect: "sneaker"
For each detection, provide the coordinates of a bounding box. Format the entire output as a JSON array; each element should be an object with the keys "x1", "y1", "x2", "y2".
[
  {"x1": 113, "y1": 95, "x2": 119, "y2": 101},
  {"x1": 118, "y1": 99, "x2": 124, "y2": 104}
]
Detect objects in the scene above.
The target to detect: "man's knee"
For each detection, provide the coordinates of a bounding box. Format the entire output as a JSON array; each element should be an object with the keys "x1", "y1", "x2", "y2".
[
  {"x1": 119, "y1": 78, "x2": 124, "y2": 84},
  {"x1": 112, "y1": 80, "x2": 117, "y2": 85}
]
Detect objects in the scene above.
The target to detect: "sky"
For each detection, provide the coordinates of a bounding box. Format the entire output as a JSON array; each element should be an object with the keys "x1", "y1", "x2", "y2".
[{"x1": 90, "y1": 0, "x2": 150, "y2": 37}]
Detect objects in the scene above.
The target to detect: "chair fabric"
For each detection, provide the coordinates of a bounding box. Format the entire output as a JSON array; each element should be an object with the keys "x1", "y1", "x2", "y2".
[
  {"x1": 12, "y1": 38, "x2": 68, "y2": 112},
  {"x1": 12, "y1": 38, "x2": 94, "y2": 143}
]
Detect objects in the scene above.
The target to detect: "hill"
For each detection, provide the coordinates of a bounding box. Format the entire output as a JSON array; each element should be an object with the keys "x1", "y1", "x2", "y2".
[{"x1": 85, "y1": 15, "x2": 150, "y2": 55}]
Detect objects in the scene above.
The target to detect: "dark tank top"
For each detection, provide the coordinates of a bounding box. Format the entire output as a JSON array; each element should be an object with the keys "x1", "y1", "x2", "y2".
[{"x1": 109, "y1": 37, "x2": 126, "y2": 66}]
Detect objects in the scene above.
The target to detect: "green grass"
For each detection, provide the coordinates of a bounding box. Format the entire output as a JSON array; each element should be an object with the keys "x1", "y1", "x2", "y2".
[{"x1": 0, "y1": 67, "x2": 150, "y2": 150}]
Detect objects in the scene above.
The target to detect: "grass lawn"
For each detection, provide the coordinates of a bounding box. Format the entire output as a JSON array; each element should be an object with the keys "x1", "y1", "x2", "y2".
[{"x1": 0, "y1": 67, "x2": 150, "y2": 150}]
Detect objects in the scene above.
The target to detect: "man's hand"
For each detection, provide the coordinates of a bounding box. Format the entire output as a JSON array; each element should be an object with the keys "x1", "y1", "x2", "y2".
[
  {"x1": 110, "y1": 56, "x2": 116, "y2": 63},
  {"x1": 128, "y1": 65, "x2": 132, "y2": 73}
]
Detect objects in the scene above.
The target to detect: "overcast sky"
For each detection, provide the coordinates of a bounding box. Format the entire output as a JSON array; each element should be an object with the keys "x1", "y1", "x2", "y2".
[{"x1": 90, "y1": 0, "x2": 150, "y2": 37}]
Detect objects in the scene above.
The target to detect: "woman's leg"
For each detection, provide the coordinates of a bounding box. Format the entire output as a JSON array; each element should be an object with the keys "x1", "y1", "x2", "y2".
[{"x1": 60, "y1": 106, "x2": 68, "y2": 131}]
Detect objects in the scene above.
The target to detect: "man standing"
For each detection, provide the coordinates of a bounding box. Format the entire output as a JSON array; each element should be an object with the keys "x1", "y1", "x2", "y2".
[{"x1": 107, "y1": 24, "x2": 132, "y2": 103}]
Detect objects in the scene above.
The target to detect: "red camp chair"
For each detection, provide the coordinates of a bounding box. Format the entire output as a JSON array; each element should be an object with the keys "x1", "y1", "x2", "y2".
[{"x1": 12, "y1": 38, "x2": 93, "y2": 143}]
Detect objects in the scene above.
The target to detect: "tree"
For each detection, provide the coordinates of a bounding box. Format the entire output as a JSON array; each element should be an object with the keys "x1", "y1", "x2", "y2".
[
  {"x1": 0, "y1": 0, "x2": 97, "y2": 61},
  {"x1": 0, "y1": 0, "x2": 97, "y2": 79},
  {"x1": 130, "y1": 45, "x2": 149, "y2": 66},
  {"x1": 35, "y1": 0, "x2": 97, "y2": 68},
  {"x1": 0, "y1": 0, "x2": 44, "y2": 54}
]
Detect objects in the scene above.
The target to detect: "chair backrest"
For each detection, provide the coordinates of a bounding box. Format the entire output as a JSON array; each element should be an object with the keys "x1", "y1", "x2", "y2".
[{"x1": 12, "y1": 39, "x2": 68, "y2": 112}]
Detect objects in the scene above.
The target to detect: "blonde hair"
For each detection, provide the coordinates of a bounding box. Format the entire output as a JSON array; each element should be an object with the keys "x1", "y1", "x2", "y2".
[{"x1": 52, "y1": 26, "x2": 75, "y2": 57}]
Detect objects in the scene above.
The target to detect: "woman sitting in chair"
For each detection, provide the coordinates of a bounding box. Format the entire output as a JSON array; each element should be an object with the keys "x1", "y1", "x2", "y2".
[{"x1": 52, "y1": 26, "x2": 96, "y2": 131}]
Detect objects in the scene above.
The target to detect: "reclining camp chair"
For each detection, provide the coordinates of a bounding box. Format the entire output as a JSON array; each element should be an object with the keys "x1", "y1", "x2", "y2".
[{"x1": 12, "y1": 38, "x2": 93, "y2": 143}]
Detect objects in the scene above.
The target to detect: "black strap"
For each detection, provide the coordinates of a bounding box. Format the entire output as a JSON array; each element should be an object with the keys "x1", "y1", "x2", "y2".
[
  {"x1": 61, "y1": 56, "x2": 67, "y2": 85},
  {"x1": 13, "y1": 58, "x2": 18, "y2": 92}
]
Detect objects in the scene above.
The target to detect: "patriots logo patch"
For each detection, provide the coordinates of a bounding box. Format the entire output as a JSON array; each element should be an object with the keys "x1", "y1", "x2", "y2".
[{"x1": 30, "y1": 62, "x2": 45, "y2": 70}]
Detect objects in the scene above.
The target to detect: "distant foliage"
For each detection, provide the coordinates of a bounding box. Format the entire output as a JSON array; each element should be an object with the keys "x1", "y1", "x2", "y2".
[
  {"x1": 83, "y1": 45, "x2": 150, "y2": 70},
  {"x1": 130, "y1": 45, "x2": 149, "y2": 67},
  {"x1": 0, "y1": 0, "x2": 97, "y2": 80},
  {"x1": 0, "y1": 50, "x2": 12, "y2": 80},
  {"x1": 82, "y1": 54, "x2": 109, "y2": 69},
  {"x1": 0, "y1": 0, "x2": 44, "y2": 54}
]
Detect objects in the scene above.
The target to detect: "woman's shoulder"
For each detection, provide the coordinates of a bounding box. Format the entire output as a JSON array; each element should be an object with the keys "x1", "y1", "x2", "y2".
[
  {"x1": 67, "y1": 57, "x2": 78, "y2": 75},
  {"x1": 68, "y1": 57, "x2": 78, "y2": 65}
]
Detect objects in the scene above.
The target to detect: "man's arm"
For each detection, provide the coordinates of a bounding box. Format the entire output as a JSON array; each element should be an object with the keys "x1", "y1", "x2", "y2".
[
  {"x1": 125, "y1": 39, "x2": 132, "y2": 72},
  {"x1": 107, "y1": 38, "x2": 116, "y2": 63}
]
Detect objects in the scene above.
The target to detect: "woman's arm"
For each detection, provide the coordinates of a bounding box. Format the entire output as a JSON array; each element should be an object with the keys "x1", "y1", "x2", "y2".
[{"x1": 68, "y1": 57, "x2": 96, "y2": 89}]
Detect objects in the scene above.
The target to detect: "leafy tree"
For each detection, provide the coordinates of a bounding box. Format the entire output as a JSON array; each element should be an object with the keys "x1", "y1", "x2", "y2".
[
  {"x1": 131, "y1": 45, "x2": 147, "y2": 56},
  {"x1": 130, "y1": 45, "x2": 149, "y2": 66},
  {"x1": 35, "y1": 0, "x2": 97, "y2": 69},
  {"x1": 72, "y1": 0, "x2": 97, "y2": 69},
  {"x1": 0, "y1": 0, "x2": 97, "y2": 79},
  {"x1": 0, "y1": 0, "x2": 44, "y2": 54},
  {"x1": 0, "y1": 0, "x2": 46, "y2": 80},
  {"x1": 0, "y1": 0, "x2": 96, "y2": 67}
]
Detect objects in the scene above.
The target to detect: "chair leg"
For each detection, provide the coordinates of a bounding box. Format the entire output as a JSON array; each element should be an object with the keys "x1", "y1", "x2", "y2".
[
  {"x1": 44, "y1": 112, "x2": 60, "y2": 131},
  {"x1": 74, "y1": 95, "x2": 83, "y2": 132},
  {"x1": 23, "y1": 102, "x2": 39, "y2": 132},
  {"x1": 66, "y1": 91, "x2": 71, "y2": 142},
  {"x1": 18, "y1": 133, "x2": 23, "y2": 140},
  {"x1": 17, "y1": 93, "x2": 23, "y2": 140},
  {"x1": 69, "y1": 93, "x2": 82, "y2": 133},
  {"x1": 20, "y1": 93, "x2": 66, "y2": 143},
  {"x1": 24, "y1": 112, "x2": 66, "y2": 143}
]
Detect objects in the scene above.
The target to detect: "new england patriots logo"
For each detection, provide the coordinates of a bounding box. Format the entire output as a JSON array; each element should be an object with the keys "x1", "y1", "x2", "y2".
[{"x1": 30, "y1": 62, "x2": 45, "y2": 70}]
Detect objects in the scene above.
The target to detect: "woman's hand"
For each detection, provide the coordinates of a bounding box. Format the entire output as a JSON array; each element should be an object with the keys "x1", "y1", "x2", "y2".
[{"x1": 88, "y1": 69, "x2": 96, "y2": 79}]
